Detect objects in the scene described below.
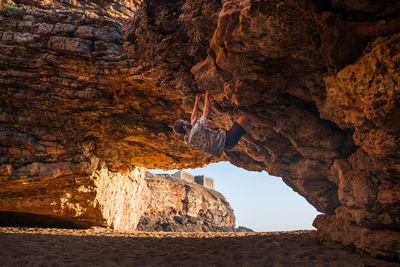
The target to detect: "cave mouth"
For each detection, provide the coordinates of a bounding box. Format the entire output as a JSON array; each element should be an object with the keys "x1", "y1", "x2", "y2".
[{"x1": 150, "y1": 161, "x2": 321, "y2": 232}]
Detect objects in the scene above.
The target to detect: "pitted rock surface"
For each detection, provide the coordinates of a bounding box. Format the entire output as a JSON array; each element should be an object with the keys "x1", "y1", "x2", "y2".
[
  {"x1": 0, "y1": 0, "x2": 399, "y2": 260},
  {"x1": 137, "y1": 172, "x2": 235, "y2": 232}
]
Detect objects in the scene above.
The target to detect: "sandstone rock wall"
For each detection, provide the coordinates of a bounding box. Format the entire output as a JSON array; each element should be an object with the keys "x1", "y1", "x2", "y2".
[
  {"x1": 93, "y1": 165, "x2": 150, "y2": 231},
  {"x1": 0, "y1": 159, "x2": 150, "y2": 230},
  {"x1": 0, "y1": 0, "x2": 213, "y2": 173},
  {"x1": 0, "y1": 161, "x2": 235, "y2": 232},
  {"x1": 137, "y1": 172, "x2": 235, "y2": 232},
  {"x1": 128, "y1": 0, "x2": 399, "y2": 259},
  {"x1": 0, "y1": 0, "x2": 399, "y2": 260},
  {"x1": 313, "y1": 33, "x2": 400, "y2": 260}
]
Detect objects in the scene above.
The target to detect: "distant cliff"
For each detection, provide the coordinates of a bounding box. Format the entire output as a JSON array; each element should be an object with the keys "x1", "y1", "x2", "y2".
[
  {"x1": 137, "y1": 172, "x2": 235, "y2": 232},
  {"x1": 0, "y1": 164, "x2": 235, "y2": 232}
]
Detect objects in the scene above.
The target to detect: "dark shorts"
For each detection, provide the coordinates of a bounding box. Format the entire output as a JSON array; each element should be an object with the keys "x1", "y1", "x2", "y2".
[{"x1": 225, "y1": 122, "x2": 247, "y2": 150}]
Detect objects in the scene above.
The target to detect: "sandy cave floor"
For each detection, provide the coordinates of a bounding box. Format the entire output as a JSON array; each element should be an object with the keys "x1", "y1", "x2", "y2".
[{"x1": 0, "y1": 227, "x2": 398, "y2": 267}]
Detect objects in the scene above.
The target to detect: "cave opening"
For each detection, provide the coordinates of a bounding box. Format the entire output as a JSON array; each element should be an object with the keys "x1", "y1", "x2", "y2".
[{"x1": 150, "y1": 161, "x2": 321, "y2": 232}]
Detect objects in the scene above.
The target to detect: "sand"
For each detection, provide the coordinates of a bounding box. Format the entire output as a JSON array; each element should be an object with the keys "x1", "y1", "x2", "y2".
[{"x1": 0, "y1": 227, "x2": 397, "y2": 266}]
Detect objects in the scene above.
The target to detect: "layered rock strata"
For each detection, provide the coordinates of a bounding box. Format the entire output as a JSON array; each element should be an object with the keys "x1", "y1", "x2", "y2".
[
  {"x1": 0, "y1": 0, "x2": 399, "y2": 260},
  {"x1": 0, "y1": 161, "x2": 235, "y2": 231},
  {"x1": 0, "y1": 161, "x2": 151, "y2": 230},
  {"x1": 137, "y1": 172, "x2": 235, "y2": 232}
]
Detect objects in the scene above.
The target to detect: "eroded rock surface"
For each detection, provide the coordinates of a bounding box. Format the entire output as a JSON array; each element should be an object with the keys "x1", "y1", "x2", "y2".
[
  {"x1": 0, "y1": 163, "x2": 235, "y2": 232},
  {"x1": 0, "y1": 161, "x2": 151, "y2": 230},
  {"x1": 0, "y1": 0, "x2": 399, "y2": 260},
  {"x1": 137, "y1": 172, "x2": 235, "y2": 232}
]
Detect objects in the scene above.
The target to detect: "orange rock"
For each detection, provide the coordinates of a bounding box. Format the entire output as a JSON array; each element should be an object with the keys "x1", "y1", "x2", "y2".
[{"x1": 0, "y1": 0, "x2": 399, "y2": 260}]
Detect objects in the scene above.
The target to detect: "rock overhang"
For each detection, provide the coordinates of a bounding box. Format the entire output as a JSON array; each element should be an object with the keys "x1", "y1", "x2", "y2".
[{"x1": 0, "y1": 0, "x2": 400, "y2": 260}]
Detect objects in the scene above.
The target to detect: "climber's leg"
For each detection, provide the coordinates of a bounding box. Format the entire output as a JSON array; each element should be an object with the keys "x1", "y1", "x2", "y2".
[
  {"x1": 225, "y1": 122, "x2": 247, "y2": 150},
  {"x1": 236, "y1": 112, "x2": 275, "y2": 130},
  {"x1": 225, "y1": 112, "x2": 280, "y2": 150}
]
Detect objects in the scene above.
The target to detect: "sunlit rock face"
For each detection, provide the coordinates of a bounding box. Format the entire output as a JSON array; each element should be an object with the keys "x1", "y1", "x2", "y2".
[
  {"x1": 0, "y1": 161, "x2": 235, "y2": 231},
  {"x1": 0, "y1": 0, "x2": 399, "y2": 260},
  {"x1": 137, "y1": 172, "x2": 235, "y2": 232},
  {"x1": 0, "y1": 160, "x2": 151, "y2": 230}
]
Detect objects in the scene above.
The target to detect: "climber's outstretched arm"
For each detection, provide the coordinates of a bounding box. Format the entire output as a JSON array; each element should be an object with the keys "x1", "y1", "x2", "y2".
[
  {"x1": 191, "y1": 94, "x2": 201, "y2": 125},
  {"x1": 203, "y1": 90, "x2": 211, "y2": 119}
]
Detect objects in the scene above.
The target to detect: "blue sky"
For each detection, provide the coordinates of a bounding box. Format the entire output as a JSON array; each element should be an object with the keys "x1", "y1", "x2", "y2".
[{"x1": 149, "y1": 161, "x2": 321, "y2": 232}]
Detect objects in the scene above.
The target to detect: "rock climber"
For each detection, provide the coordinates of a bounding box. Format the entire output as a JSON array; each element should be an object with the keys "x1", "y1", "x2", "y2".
[{"x1": 173, "y1": 90, "x2": 285, "y2": 157}]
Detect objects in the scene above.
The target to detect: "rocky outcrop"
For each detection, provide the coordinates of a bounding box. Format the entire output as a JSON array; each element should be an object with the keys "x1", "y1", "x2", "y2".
[
  {"x1": 313, "y1": 33, "x2": 400, "y2": 260},
  {"x1": 0, "y1": 0, "x2": 212, "y2": 172},
  {"x1": 0, "y1": 162, "x2": 235, "y2": 231},
  {"x1": 137, "y1": 172, "x2": 235, "y2": 232},
  {"x1": 235, "y1": 226, "x2": 254, "y2": 233},
  {"x1": 0, "y1": 0, "x2": 399, "y2": 260},
  {"x1": 0, "y1": 161, "x2": 151, "y2": 230}
]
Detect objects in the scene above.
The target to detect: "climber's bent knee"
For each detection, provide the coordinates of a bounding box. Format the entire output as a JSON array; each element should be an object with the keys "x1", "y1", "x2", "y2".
[
  {"x1": 225, "y1": 122, "x2": 247, "y2": 149},
  {"x1": 236, "y1": 112, "x2": 252, "y2": 129}
]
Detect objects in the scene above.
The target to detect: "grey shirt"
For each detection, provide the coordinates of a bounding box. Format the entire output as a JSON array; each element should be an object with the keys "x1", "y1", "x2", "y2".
[{"x1": 184, "y1": 116, "x2": 226, "y2": 157}]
